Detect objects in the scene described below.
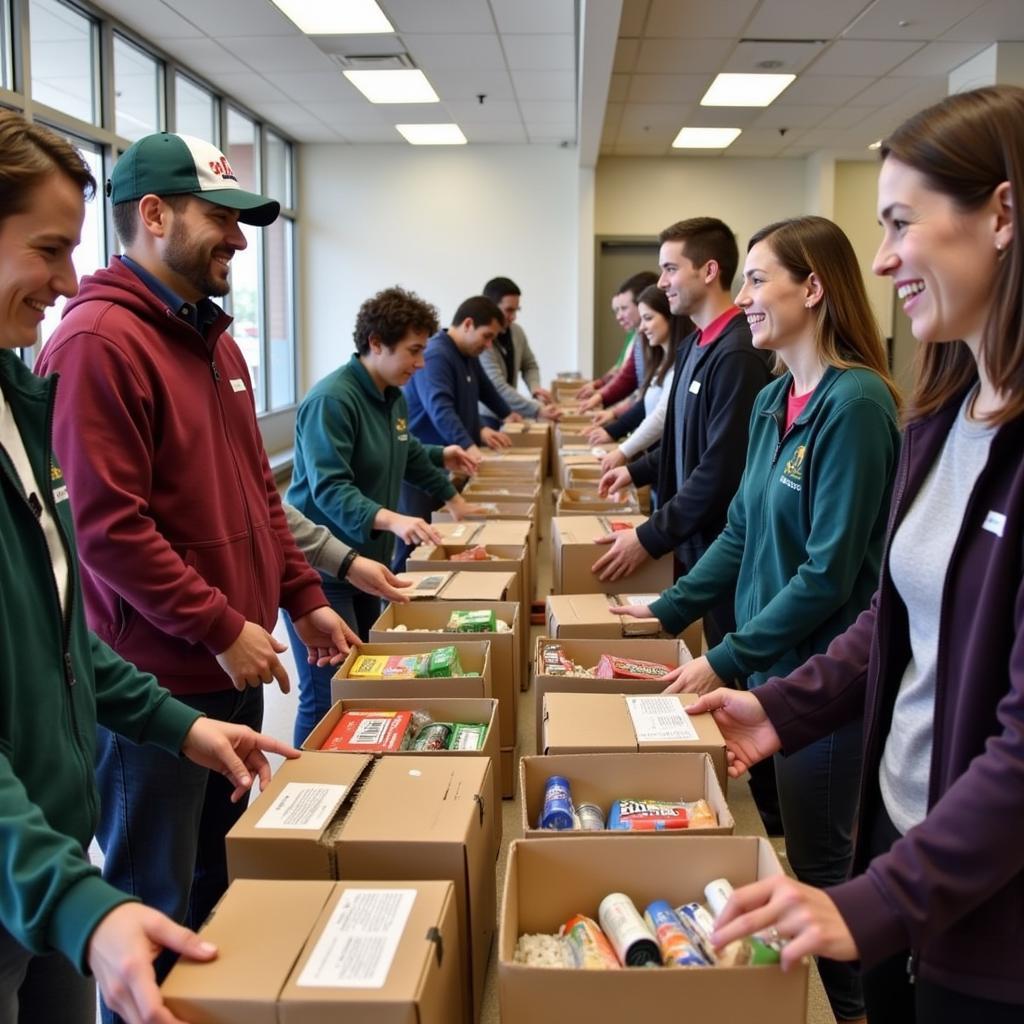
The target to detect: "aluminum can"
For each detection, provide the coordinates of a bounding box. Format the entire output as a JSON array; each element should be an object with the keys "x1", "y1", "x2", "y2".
[{"x1": 540, "y1": 775, "x2": 575, "y2": 830}]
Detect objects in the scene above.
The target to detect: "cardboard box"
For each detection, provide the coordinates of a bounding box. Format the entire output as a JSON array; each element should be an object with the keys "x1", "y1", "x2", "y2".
[
  {"x1": 475, "y1": 452, "x2": 541, "y2": 481},
  {"x1": 540, "y1": 691, "x2": 727, "y2": 788},
  {"x1": 463, "y1": 479, "x2": 541, "y2": 503},
  {"x1": 434, "y1": 499, "x2": 538, "y2": 539},
  {"x1": 556, "y1": 488, "x2": 640, "y2": 516},
  {"x1": 426, "y1": 520, "x2": 536, "y2": 605},
  {"x1": 227, "y1": 755, "x2": 495, "y2": 1024},
  {"x1": 501, "y1": 420, "x2": 551, "y2": 476},
  {"x1": 519, "y1": 752, "x2": 733, "y2": 838},
  {"x1": 498, "y1": 836, "x2": 808, "y2": 1024},
  {"x1": 163, "y1": 878, "x2": 462, "y2": 1024},
  {"x1": 500, "y1": 745, "x2": 517, "y2": 801},
  {"x1": 368, "y1": 601, "x2": 520, "y2": 753},
  {"x1": 330, "y1": 640, "x2": 492, "y2": 704},
  {"x1": 546, "y1": 592, "x2": 703, "y2": 660},
  {"x1": 551, "y1": 514, "x2": 673, "y2": 595},
  {"x1": 564, "y1": 463, "x2": 603, "y2": 488},
  {"x1": 398, "y1": 569, "x2": 518, "y2": 604},
  {"x1": 532, "y1": 636, "x2": 693, "y2": 753},
  {"x1": 303, "y1": 698, "x2": 503, "y2": 844}
]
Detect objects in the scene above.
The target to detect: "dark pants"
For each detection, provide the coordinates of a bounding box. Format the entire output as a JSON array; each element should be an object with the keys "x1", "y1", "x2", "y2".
[
  {"x1": 773, "y1": 714, "x2": 865, "y2": 1020},
  {"x1": 393, "y1": 481, "x2": 442, "y2": 573},
  {"x1": 860, "y1": 804, "x2": 1023, "y2": 1024},
  {"x1": 285, "y1": 571, "x2": 381, "y2": 746},
  {"x1": 94, "y1": 685, "x2": 263, "y2": 1024},
  {"x1": 0, "y1": 925, "x2": 95, "y2": 1024}
]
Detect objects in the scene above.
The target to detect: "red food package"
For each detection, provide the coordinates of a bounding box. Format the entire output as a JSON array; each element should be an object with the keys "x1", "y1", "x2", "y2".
[
  {"x1": 608, "y1": 521, "x2": 633, "y2": 532},
  {"x1": 450, "y1": 545, "x2": 490, "y2": 562},
  {"x1": 594, "y1": 654, "x2": 672, "y2": 680},
  {"x1": 320, "y1": 710, "x2": 413, "y2": 752}
]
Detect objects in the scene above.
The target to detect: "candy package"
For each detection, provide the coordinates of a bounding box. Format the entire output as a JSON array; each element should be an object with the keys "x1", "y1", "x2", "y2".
[
  {"x1": 607, "y1": 798, "x2": 717, "y2": 831},
  {"x1": 347, "y1": 653, "x2": 429, "y2": 679},
  {"x1": 593, "y1": 654, "x2": 672, "y2": 680},
  {"x1": 446, "y1": 609, "x2": 497, "y2": 633},
  {"x1": 426, "y1": 644, "x2": 464, "y2": 677}
]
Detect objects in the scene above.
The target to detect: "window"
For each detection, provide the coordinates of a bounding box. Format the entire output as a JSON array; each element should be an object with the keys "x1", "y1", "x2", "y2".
[
  {"x1": 1, "y1": 0, "x2": 13, "y2": 90},
  {"x1": 265, "y1": 131, "x2": 296, "y2": 409},
  {"x1": 265, "y1": 130, "x2": 292, "y2": 207},
  {"x1": 174, "y1": 72, "x2": 216, "y2": 142},
  {"x1": 114, "y1": 35, "x2": 160, "y2": 142},
  {"x1": 29, "y1": 0, "x2": 96, "y2": 124}
]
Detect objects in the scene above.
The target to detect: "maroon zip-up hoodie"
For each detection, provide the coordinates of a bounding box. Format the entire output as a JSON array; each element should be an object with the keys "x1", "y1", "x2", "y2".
[
  {"x1": 37, "y1": 258, "x2": 326, "y2": 695},
  {"x1": 756, "y1": 387, "x2": 1024, "y2": 1002}
]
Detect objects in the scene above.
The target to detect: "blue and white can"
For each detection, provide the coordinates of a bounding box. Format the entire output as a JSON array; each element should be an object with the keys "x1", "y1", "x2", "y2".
[{"x1": 540, "y1": 775, "x2": 575, "y2": 830}]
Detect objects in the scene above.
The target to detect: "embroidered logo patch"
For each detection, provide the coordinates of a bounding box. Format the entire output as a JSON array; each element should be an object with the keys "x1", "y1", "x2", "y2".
[
  {"x1": 783, "y1": 444, "x2": 806, "y2": 482},
  {"x1": 983, "y1": 510, "x2": 1006, "y2": 537}
]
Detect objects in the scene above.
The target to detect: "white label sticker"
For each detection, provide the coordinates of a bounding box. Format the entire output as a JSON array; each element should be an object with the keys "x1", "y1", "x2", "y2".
[
  {"x1": 53, "y1": 485, "x2": 69, "y2": 504},
  {"x1": 297, "y1": 888, "x2": 417, "y2": 988},
  {"x1": 229, "y1": 378, "x2": 247, "y2": 393},
  {"x1": 254, "y1": 782, "x2": 348, "y2": 831},
  {"x1": 689, "y1": 379, "x2": 701, "y2": 395},
  {"x1": 983, "y1": 510, "x2": 1006, "y2": 538},
  {"x1": 626, "y1": 696, "x2": 698, "y2": 742},
  {"x1": 622, "y1": 594, "x2": 658, "y2": 607}
]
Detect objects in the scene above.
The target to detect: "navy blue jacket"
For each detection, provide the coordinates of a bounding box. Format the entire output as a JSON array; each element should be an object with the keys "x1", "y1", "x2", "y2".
[{"x1": 404, "y1": 330, "x2": 511, "y2": 448}]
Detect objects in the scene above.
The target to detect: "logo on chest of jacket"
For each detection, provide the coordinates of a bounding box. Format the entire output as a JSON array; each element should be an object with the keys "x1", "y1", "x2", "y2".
[
  {"x1": 396, "y1": 416, "x2": 408, "y2": 442},
  {"x1": 779, "y1": 444, "x2": 805, "y2": 491}
]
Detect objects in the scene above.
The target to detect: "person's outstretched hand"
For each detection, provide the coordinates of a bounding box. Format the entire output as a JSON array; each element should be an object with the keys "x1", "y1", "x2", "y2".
[{"x1": 686, "y1": 688, "x2": 782, "y2": 777}]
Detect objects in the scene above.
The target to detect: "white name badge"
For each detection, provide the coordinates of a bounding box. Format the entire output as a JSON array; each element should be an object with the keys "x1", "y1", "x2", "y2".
[
  {"x1": 689, "y1": 380, "x2": 701, "y2": 395},
  {"x1": 53, "y1": 485, "x2": 69, "y2": 503},
  {"x1": 983, "y1": 510, "x2": 1006, "y2": 538},
  {"x1": 229, "y1": 378, "x2": 247, "y2": 393}
]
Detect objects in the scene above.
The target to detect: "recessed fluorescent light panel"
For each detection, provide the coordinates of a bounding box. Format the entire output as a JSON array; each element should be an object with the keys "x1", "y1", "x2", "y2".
[
  {"x1": 672, "y1": 127, "x2": 742, "y2": 149},
  {"x1": 396, "y1": 123, "x2": 467, "y2": 145},
  {"x1": 700, "y1": 73, "x2": 795, "y2": 107},
  {"x1": 344, "y1": 70, "x2": 439, "y2": 104},
  {"x1": 270, "y1": 0, "x2": 394, "y2": 34}
]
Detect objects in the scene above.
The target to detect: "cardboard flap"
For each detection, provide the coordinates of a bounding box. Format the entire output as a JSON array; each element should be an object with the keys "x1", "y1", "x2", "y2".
[
  {"x1": 441, "y1": 571, "x2": 516, "y2": 601},
  {"x1": 432, "y1": 521, "x2": 485, "y2": 545},
  {"x1": 395, "y1": 571, "x2": 454, "y2": 599},
  {"x1": 542, "y1": 692, "x2": 637, "y2": 753}
]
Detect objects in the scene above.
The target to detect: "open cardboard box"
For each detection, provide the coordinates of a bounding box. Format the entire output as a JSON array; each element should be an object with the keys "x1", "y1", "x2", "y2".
[
  {"x1": 302, "y1": 698, "x2": 503, "y2": 844},
  {"x1": 519, "y1": 752, "x2": 733, "y2": 838},
  {"x1": 368, "y1": 601, "x2": 519, "y2": 760},
  {"x1": 463, "y1": 479, "x2": 541, "y2": 503},
  {"x1": 540, "y1": 691, "x2": 727, "y2": 788},
  {"x1": 424, "y1": 520, "x2": 536, "y2": 605},
  {"x1": 551, "y1": 514, "x2": 673, "y2": 595},
  {"x1": 501, "y1": 420, "x2": 551, "y2": 476},
  {"x1": 163, "y1": 878, "x2": 462, "y2": 1024},
  {"x1": 329, "y1": 640, "x2": 492, "y2": 704},
  {"x1": 532, "y1": 636, "x2": 692, "y2": 753},
  {"x1": 498, "y1": 836, "x2": 808, "y2": 1024},
  {"x1": 556, "y1": 488, "x2": 640, "y2": 516},
  {"x1": 226, "y1": 754, "x2": 495, "y2": 1024},
  {"x1": 434, "y1": 499, "x2": 539, "y2": 540},
  {"x1": 475, "y1": 451, "x2": 542, "y2": 482}
]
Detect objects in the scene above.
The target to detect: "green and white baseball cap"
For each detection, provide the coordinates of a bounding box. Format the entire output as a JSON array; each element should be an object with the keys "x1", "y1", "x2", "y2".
[{"x1": 107, "y1": 132, "x2": 280, "y2": 226}]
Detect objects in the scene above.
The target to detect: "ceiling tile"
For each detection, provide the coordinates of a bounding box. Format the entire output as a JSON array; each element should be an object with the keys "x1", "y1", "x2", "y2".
[
  {"x1": 518, "y1": 100, "x2": 575, "y2": 123},
  {"x1": 888, "y1": 40, "x2": 991, "y2": 76},
  {"x1": 218, "y1": 34, "x2": 334, "y2": 73},
  {"x1": 798, "y1": 126, "x2": 871, "y2": 148},
  {"x1": 461, "y1": 122, "x2": 529, "y2": 142},
  {"x1": 159, "y1": 37, "x2": 252, "y2": 76},
  {"x1": 778, "y1": 75, "x2": 876, "y2": 106},
  {"x1": 309, "y1": 34, "x2": 408, "y2": 58},
  {"x1": 614, "y1": 37, "x2": 640, "y2": 73},
  {"x1": 443, "y1": 99, "x2": 522, "y2": 122},
  {"x1": 614, "y1": 142, "x2": 673, "y2": 155},
  {"x1": 682, "y1": 105, "x2": 762, "y2": 128},
  {"x1": 502, "y1": 34, "x2": 575, "y2": 71},
  {"x1": 608, "y1": 74, "x2": 629, "y2": 102},
  {"x1": 751, "y1": 104, "x2": 833, "y2": 129},
  {"x1": 337, "y1": 125, "x2": 406, "y2": 142},
  {"x1": 805, "y1": 40, "x2": 925, "y2": 76},
  {"x1": 156, "y1": 0, "x2": 295, "y2": 36},
  {"x1": 270, "y1": 71, "x2": 361, "y2": 102},
  {"x1": 427, "y1": 68, "x2": 516, "y2": 101},
  {"x1": 821, "y1": 105, "x2": 874, "y2": 129},
  {"x1": 403, "y1": 34, "x2": 504, "y2": 72},
  {"x1": 845, "y1": 76, "x2": 931, "y2": 106},
  {"x1": 940, "y1": 0, "x2": 1024, "y2": 42},
  {"x1": 379, "y1": 0, "x2": 495, "y2": 33},
  {"x1": 510, "y1": 70, "x2": 574, "y2": 100},
  {"x1": 725, "y1": 40, "x2": 825, "y2": 74},
  {"x1": 626, "y1": 73, "x2": 708, "y2": 104},
  {"x1": 294, "y1": 124, "x2": 344, "y2": 142},
  {"x1": 844, "y1": 0, "x2": 988, "y2": 41},
  {"x1": 90, "y1": 0, "x2": 206, "y2": 38},
  {"x1": 619, "y1": 0, "x2": 651, "y2": 37},
  {"x1": 602, "y1": 102, "x2": 624, "y2": 140},
  {"x1": 525, "y1": 123, "x2": 575, "y2": 141},
  {"x1": 247, "y1": 101, "x2": 325, "y2": 128},
  {"x1": 202, "y1": 72, "x2": 288, "y2": 103},
  {"x1": 645, "y1": 0, "x2": 759, "y2": 38},
  {"x1": 302, "y1": 100, "x2": 390, "y2": 126},
  {"x1": 634, "y1": 37, "x2": 734, "y2": 74},
  {"x1": 742, "y1": 0, "x2": 870, "y2": 40},
  {"x1": 490, "y1": 0, "x2": 574, "y2": 34}
]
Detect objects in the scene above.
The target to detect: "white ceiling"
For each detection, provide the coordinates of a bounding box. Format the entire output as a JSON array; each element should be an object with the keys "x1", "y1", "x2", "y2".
[{"x1": 90, "y1": 0, "x2": 1024, "y2": 158}]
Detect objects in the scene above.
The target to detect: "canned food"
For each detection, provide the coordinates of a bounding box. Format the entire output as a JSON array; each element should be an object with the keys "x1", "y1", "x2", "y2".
[
  {"x1": 540, "y1": 776, "x2": 575, "y2": 830},
  {"x1": 597, "y1": 892, "x2": 660, "y2": 967},
  {"x1": 643, "y1": 900, "x2": 709, "y2": 966},
  {"x1": 576, "y1": 803, "x2": 606, "y2": 830},
  {"x1": 412, "y1": 722, "x2": 452, "y2": 751}
]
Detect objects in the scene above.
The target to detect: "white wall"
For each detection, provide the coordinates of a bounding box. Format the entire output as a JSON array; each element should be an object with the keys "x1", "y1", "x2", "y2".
[{"x1": 300, "y1": 144, "x2": 580, "y2": 391}]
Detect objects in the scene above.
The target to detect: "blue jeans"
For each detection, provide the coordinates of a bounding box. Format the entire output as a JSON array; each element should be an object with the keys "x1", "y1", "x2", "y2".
[
  {"x1": 773, "y1": 714, "x2": 864, "y2": 1020},
  {"x1": 285, "y1": 572, "x2": 381, "y2": 746},
  {"x1": 94, "y1": 685, "x2": 263, "y2": 1024},
  {"x1": 0, "y1": 924, "x2": 95, "y2": 1024}
]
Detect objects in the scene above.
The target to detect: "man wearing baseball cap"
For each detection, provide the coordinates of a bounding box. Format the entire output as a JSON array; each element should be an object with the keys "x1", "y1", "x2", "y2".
[{"x1": 37, "y1": 132, "x2": 358, "y2": 1020}]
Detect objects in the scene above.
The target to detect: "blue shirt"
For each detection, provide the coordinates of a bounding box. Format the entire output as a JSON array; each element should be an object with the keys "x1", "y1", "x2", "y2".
[
  {"x1": 118, "y1": 255, "x2": 222, "y2": 336},
  {"x1": 403, "y1": 330, "x2": 511, "y2": 448}
]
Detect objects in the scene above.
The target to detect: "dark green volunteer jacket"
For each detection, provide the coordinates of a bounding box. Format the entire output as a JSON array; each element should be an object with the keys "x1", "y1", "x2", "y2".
[
  {"x1": 651, "y1": 365, "x2": 900, "y2": 687},
  {"x1": 0, "y1": 350, "x2": 200, "y2": 971},
  {"x1": 287, "y1": 354, "x2": 456, "y2": 567}
]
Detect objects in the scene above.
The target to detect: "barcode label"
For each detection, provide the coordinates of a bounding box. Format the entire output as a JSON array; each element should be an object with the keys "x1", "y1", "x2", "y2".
[
  {"x1": 352, "y1": 718, "x2": 388, "y2": 745},
  {"x1": 626, "y1": 696, "x2": 698, "y2": 742}
]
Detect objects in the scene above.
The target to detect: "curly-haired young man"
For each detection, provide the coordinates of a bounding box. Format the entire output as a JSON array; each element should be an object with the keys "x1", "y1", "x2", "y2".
[{"x1": 285, "y1": 286, "x2": 480, "y2": 743}]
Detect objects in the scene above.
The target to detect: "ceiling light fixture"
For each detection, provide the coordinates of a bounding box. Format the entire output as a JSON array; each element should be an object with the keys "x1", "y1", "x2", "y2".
[
  {"x1": 396, "y1": 123, "x2": 467, "y2": 145},
  {"x1": 344, "y1": 69, "x2": 439, "y2": 103},
  {"x1": 270, "y1": 0, "x2": 393, "y2": 34},
  {"x1": 672, "y1": 127, "x2": 742, "y2": 149},
  {"x1": 700, "y1": 73, "x2": 795, "y2": 107}
]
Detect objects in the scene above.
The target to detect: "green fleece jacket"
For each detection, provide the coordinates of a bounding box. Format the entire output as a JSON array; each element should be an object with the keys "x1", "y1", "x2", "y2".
[
  {"x1": 0, "y1": 351, "x2": 200, "y2": 971},
  {"x1": 650, "y1": 365, "x2": 900, "y2": 686},
  {"x1": 287, "y1": 355, "x2": 456, "y2": 567}
]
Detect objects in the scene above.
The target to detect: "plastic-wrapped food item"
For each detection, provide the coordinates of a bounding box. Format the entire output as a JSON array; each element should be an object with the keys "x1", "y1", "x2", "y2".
[
  {"x1": 348, "y1": 653, "x2": 429, "y2": 679},
  {"x1": 450, "y1": 545, "x2": 492, "y2": 561},
  {"x1": 446, "y1": 609, "x2": 497, "y2": 633},
  {"x1": 705, "y1": 878, "x2": 782, "y2": 965},
  {"x1": 597, "y1": 893, "x2": 660, "y2": 967},
  {"x1": 607, "y1": 520, "x2": 633, "y2": 532},
  {"x1": 593, "y1": 654, "x2": 672, "y2": 680},
  {"x1": 448, "y1": 722, "x2": 487, "y2": 750},
  {"x1": 607, "y1": 799, "x2": 717, "y2": 831},
  {"x1": 539, "y1": 641, "x2": 577, "y2": 676},
  {"x1": 643, "y1": 901, "x2": 710, "y2": 966},
  {"x1": 561, "y1": 915, "x2": 621, "y2": 969},
  {"x1": 426, "y1": 645, "x2": 464, "y2": 677},
  {"x1": 514, "y1": 933, "x2": 571, "y2": 968},
  {"x1": 674, "y1": 902, "x2": 746, "y2": 966},
  {"x1": 319, "y1": 710, "x2": 414, "y2": 752},
  {"x1": 412, "y1": 722, "x2": 453, "y2": 750},
  {"x1": 494, "y1": 619, "x2": 511, "y2": 633}
]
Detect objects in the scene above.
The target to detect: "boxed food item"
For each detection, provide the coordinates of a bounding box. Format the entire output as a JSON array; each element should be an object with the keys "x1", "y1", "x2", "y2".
[
  {"x1": 540, "y1": 692, "x2": 727, "y2": 788},
  {"x1": 519, "y1": 752, "x2": 733, "y2": 839},
  {"x1": 551, "y1": 515, "x2": 672, "y2": 595},
  {"x1": 304, "y1": 698, "x2": 503, "y2": 847},
  {"x1": 227, "y1": 755, "x2": 495, "y2": 1024},
  {"x1": 320, "y1": 709, "x2": 415, "y2": 753},
  {"x1": 162, "y1": 879, "x2": 462, "y2": 1024},
  {"x1": 498, "y1": 836, "x2": 808, "y2": 1024},
  {"x1": 532, "y1": 637, "x2": 692, "y2": 753}
]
